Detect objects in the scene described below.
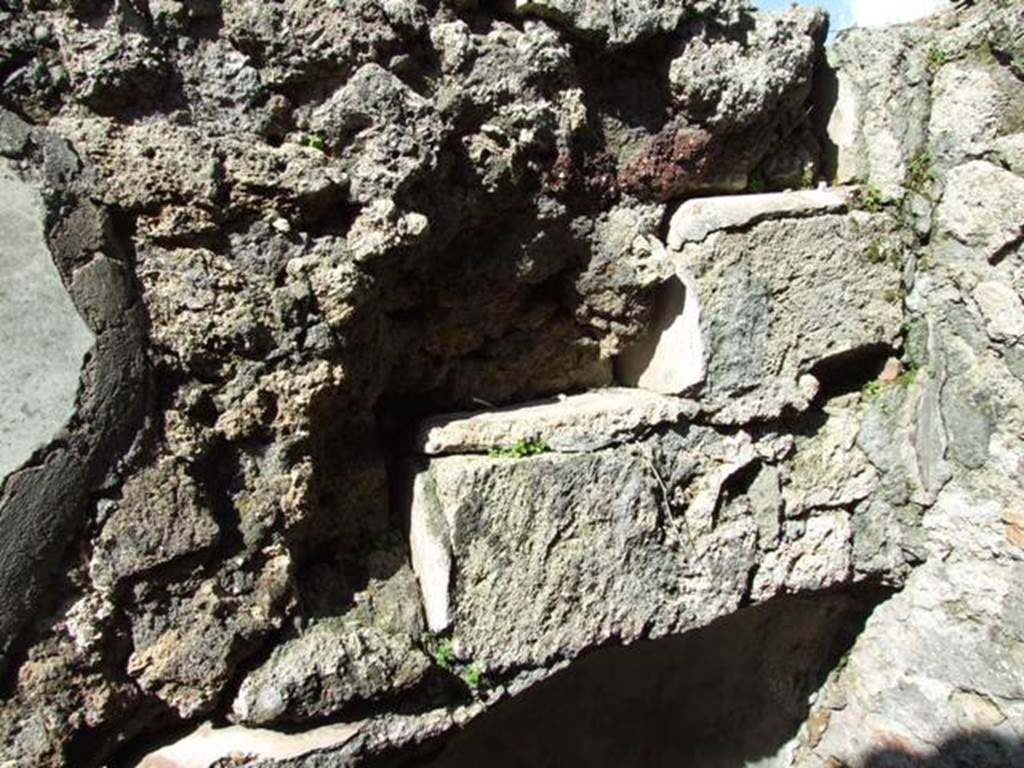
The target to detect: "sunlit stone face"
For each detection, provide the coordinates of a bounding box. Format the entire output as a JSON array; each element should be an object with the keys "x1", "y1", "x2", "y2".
[{"x1": 0, "y1": 162, "x2": 94, "y2": 480}]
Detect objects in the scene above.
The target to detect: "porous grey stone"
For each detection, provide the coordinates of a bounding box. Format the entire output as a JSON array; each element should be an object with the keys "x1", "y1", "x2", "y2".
[
  {"x1": 91, "y1": 458, "x2": 220, "y2": 588},
  {"x1": 928, "y1": 62, "x2": 1018, "y2": 168},
  {"x1": 232, "y1": 617, "x2": 430, "y2": 726},
  {"x1": 935, "y1": 160, "x2": 1024, "y2": 261},
  {"x1": 511, "y1": 0, "x2": 746, "y2": 47},
  {"x1": 668, "y1": 6, "x2": 826, "y2": 131},
  {"x1": 126, "y1": 548, "x2": 295, "y2": 719},
  {"x1": 309, "y1": 63, "x2": 443, "y2": 205}
]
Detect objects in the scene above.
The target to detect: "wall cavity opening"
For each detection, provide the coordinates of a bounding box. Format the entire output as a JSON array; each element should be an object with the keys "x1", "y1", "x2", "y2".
[{"x1": 808, "y1": 343, "x2": 895, "y2": 401}]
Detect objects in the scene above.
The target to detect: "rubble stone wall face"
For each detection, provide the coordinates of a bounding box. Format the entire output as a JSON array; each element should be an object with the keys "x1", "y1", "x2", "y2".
[{"x1": 0, "y1": 1, "x2": 1022, "y2": 767}]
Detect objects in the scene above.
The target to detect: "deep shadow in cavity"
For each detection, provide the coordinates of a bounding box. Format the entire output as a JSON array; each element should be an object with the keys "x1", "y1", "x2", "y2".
[
  {"x1": 809, "y1": 342, "x2": 893, "y2": 402},
  {"x1": 862, "y1": 732, "x2": 1024, "y2": 768},
  {"x1": 373, "y1": 585, "x2": 890, "y2": 768},
  {"x1": 811, "y1": 55, "x2": 841, "y2": 184}
]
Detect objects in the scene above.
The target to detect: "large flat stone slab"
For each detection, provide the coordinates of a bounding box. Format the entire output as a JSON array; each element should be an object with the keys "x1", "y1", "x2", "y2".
[
  {"x1": 407, "y1": 410, "x2": 905, "y2": 666},
  {"x1": 415, "y1": 388, "x2": 696, "y2": 455},
  {"x1": 0, "y1": 161, "x2": 94, "y2": 480},
  {"x1": 666, "y1": 187, "x2": 850, "y2": 249}
]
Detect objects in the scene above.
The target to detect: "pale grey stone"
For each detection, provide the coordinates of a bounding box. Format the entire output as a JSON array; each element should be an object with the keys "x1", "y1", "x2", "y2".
[
  {"x1": 791, "y1": 12, "x2": 1024, "y2": 762},
  {"x1": 665, "y1": 187, "x2": 850, "y2": 250},
  {"x1": 929, "y1": 63, "x2": 1013, "y2": 167},
  {"x1": 0, "y1": 109, "x2": 31, "y2": 157},
  {"x1": 993, "y1": 132, "x2": 1024, "y2": 176},
  {"x1": 824, "y1": 25, "x2": 935, "y2": 198},
  {"x1": 973, "y1": 280, "x2": 1024, "y2": 341},
  {"x1": 672, "y1": 212, "x2": 904, "y2": 423},
  {"x1": 748, "y1": 464, "x2": 783, "y2": 550},
  {"x1": 785, "y1": 397, "x2": 878, "y2": 517},
  {"x1": 415, "y1": 388, "x2": 696, "y2": 456},
  {"x1": 940, "y1": 343, "x2": 994, "y2": 471},
  {"x1": 914, "y1": 365, "x2": 952, "y2": 501},
  {"x1": 935, "y1": 160, "x2": 1024, "y2": 261},
  {"x1": 793, "y1": 556, "x2": 1024, "y2": 767},
  {"x1": 0, "y1": 162, "x2": 94, "y2": 481}
]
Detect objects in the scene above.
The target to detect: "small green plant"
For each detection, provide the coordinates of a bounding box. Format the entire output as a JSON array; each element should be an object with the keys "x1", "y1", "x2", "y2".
[
  {"x1": 906, "y1": 148, "x2": 933, "y2": 193},
  {"x1": 865, "y1": 238, "x2": 903, "y2": 271},
  {"x1": 422, "y1": 634, "x2": 485, "y2": 691},
  {"x1": 461, "y1": 665, "x2": 482, "y2": 688},
  {"x1": 862, "y1": 379, "x2": 883, "y2": 398},
  {"x1": 432, "y1": 638, "x2": 454, "y2": 670},
  {"x1": 894, "y1": 365, "x2": 920, "y2": 388},
  {"x1": 301, "y1": 132, "x2": 325, "y2": 151},
  {"x1": 926, "y1": 46, "x2": 947, "y2": 75},
  {"x1": 883, "y1": 287, "x2": 902, "y2": 304},
  {"x1": 860, "y1": 184, "x2": 885, "y2": 213},
  {"x1": 862, "y1": 363, "x2": 921, "y2": 400},
  {"x1": 746, "y1": 172, "x2": 767, "y2": 194},
  {"x1": 488, "y1": 438, "x2": 550, "y2": 459}
]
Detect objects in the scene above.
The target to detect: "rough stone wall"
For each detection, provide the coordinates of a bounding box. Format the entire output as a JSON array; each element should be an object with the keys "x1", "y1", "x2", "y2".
[{"x1": 0, "y1": 1, "x2": 1022, "y2": 767}]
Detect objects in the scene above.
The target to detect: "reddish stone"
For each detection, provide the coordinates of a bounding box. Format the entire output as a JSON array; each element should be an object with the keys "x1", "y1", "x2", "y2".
[
  {"x1": 618, "y1": 125, "x2": 721, "y2": 201},
  {"x1": 542, "y1": 146, "x2": 619, "y2": 206},
  {"x1": 618, "y1": 122, "x2": 770, "y2": 202}
]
